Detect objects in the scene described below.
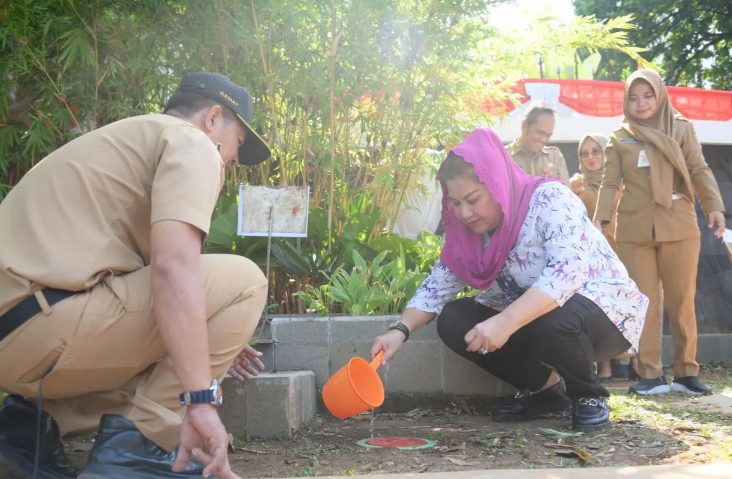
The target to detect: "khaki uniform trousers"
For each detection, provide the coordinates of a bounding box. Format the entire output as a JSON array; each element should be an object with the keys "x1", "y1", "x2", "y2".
[
  {"x1": 0, "y1": 254, "x2": 267, "y2": 451},
  {"x1": 615, "y1": 238, "x2": 700, "y2": 379}
]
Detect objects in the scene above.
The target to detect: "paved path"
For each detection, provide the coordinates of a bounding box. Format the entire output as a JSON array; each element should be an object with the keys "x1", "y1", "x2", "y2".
[
  {"x1": 685, "y1": 391, "x2": 732, "y2": 415},
  {"x1": 276, "y1": 462, "x2": 732, "y2": 479}
]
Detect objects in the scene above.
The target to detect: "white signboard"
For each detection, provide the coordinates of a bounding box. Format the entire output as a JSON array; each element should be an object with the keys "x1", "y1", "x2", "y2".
[{"x1": 237, "y1": 185, "x2": 309, "y2": 237}]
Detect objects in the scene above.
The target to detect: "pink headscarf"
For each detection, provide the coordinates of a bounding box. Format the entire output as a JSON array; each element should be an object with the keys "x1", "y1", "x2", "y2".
[{"x1": 440, "y1": 128, "x2": 553, "y2": 289}]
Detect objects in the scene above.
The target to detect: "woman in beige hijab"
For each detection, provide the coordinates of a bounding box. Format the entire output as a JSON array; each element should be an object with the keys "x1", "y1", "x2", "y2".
[
  {"x1": 571, "y1": 133, "x2": 614, "y2": 244},
  {"x1": 594, "y1": 69, "x2": 725, "y2": 396},
  {"x1": 571, "y1": 133, "x2": 635, "y2": 380}
]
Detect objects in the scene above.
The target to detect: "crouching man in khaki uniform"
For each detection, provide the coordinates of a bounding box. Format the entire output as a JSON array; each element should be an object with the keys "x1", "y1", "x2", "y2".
[
  {"x1": 506, "y1": 102, "x2": 570, "y2": 184},
  {"x1": 0, "y1": 72, "x2": 271, "y2": 479}
]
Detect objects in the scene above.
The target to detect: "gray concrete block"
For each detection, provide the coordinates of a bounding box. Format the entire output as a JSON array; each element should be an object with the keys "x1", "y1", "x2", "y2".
[
  {"x1": 696, "y1": 335, "x2": 722, "y2": 364},
  {"x1": 219, "y1": 378, "x2": 248, "y2": 436},
  {"x1": 220, "y1": 371, "x2": 315, "y2": 439},
  {"x1": 646, "y1": 334, "x2": 732, "y2": 370},
  {"x1": 294, "y1": 372, "x2": 317, "y2": 426},
  {"x1": 274, "y1": 342, "x2": 330, "y2": 387},
  {"x1": 384, "y1": 341, "x2": 443, "y2": 394},
  {"x1": 329, "y1": 341, "x2": 376, "y2": 368},
  {"x1": 698, "y1": 334, "x2": 732, "y2": 363},
  {"x1": 442, "y1": 345, "x2": 512, "y2": 396},
  {"x1": 252, "y1": 342, "x2": 275, "y2": 372},
  {"x1": 714, "y1": 335, "x2": 732, "y2": 363},
  {"x1": 271, "y1": 317, "x2": 329, "y2": 343},
  {"x1": 414, "y1": 320, "x2": 440, "y2": 341},
  {"x1": 330, "y1": 316, "x2": 396, "y2": 341}
]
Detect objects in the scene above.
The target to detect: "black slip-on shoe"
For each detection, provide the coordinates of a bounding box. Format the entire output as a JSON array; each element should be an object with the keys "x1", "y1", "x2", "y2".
[
  {"x1": 572, "y1": 396, "x2": 610, "y2": 433},
  {"x1": 491, "y1": 381, "x2": 571, "y2": 422},
  {"x1": 671, "y1": 376, "x2": 713, "y2": 396},
  {"x1": 0, "y1": 395, "x2": 79, "y2": 479},
  {"x1": 78, "y1": 415, "x2": 208, "y2": 479},
  {"x1": 628, "y1": 377, "x2": 670, "y2": 396}
]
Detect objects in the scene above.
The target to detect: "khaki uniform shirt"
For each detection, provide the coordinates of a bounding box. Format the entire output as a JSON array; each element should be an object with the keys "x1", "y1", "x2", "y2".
[
  {"x1": 0, "y1": 114, "x2": 225, "y2": 315},
  {"x1": 507, "y1": 138, "x2": 569, "y2": 182},
  {"x1": 594, "y1": 119, "x2": 724, "y2": 243}
]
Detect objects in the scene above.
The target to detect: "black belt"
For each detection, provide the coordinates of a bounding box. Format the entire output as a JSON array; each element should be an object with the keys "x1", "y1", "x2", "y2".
[{"x1": 0, "y1": 288, "x2": 76, "y2": 342}]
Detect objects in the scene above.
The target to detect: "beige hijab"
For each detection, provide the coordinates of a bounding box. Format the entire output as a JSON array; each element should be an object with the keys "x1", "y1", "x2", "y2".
[
  {"x1": 621, "y1": 69, "x2": 693, "y2": 208},
  {"x1": 577, "y1": 133, "x2": 609, "y2": 195}
]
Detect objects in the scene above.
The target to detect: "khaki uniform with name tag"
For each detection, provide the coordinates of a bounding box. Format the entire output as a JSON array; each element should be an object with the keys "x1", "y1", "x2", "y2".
[{"x1": 595, "y1": 119, "x2": 724, "y2": 379}]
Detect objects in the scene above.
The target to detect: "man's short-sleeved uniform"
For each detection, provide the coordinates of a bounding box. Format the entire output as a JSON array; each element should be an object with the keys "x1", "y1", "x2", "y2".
[
  {"x1": 0, "y1": 114, "x2": 225, "y2": 315},
  {"x1": 0, "y1": 113, "x2": 268, "y2": 451},
  {"x1": 507, "y1": 138, "x2": 569, "y2": 182}
]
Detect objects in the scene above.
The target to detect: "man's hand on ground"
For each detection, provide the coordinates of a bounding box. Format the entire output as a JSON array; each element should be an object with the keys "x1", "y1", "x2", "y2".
[{"x1": 174, "y1": 405, "x2": 240, "y2": 479}]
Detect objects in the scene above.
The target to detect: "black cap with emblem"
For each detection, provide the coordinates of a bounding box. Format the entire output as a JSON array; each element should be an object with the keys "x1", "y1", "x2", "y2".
[{"x1": 173, "y1": 72, "x2": 271, "y2": 165}]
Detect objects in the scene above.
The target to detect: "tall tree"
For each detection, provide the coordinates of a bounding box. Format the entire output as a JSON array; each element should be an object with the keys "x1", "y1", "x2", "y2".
[{"x1": 573, "y1": 0, "x2": 732, "y2": 89}]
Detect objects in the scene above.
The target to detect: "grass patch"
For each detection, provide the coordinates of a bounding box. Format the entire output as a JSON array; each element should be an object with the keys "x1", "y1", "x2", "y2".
[{"x1": 608, "y1": 371, "x2": 732, "y2": 462}]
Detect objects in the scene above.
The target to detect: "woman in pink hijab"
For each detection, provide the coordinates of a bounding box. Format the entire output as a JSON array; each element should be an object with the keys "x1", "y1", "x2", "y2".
[{"x1": 371, "y1": 128, "x2": 648, "y2": 432}]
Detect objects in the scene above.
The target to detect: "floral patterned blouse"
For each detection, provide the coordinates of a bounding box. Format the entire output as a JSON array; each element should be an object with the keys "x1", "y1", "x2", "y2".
[{"x1": 407, "y1": 182, "x2": 648, "y2": 352}]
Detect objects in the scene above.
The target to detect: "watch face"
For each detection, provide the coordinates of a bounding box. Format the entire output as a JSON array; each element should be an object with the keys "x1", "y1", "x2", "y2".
[{"x1": 212, "y1": 379, "x2": 223, "y2": 406}]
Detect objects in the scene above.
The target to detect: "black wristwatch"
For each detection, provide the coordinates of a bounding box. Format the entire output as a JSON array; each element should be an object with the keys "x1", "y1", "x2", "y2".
[
  {"x1": 388, "y1": 321, "x2": 410, "y2": 342},
  {"x1": 179, "y1": 379, "x2": 222, "y2": 406}
]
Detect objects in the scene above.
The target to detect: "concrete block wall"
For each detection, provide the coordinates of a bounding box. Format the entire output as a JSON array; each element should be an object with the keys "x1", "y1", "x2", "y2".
[
  {"x1": 264, "y1": 316, "x2": 732, "y2": 412},
  {"x1": 662, "y1": 333, "x2": 732, "y2": 366},
  {"x1": 269, "y1": 316, "x2": 516, "y2": 411}
]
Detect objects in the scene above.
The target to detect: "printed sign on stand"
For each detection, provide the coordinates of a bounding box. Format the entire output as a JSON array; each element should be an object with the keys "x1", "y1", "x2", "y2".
[{"x1": 237, "y1": 185, "x2": 309, "y2": 237}]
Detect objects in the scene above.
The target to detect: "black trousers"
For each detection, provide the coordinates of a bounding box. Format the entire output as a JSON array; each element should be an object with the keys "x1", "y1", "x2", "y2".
[{"x1": 436, "y1": 294, "x2": 631, "y2": 399}]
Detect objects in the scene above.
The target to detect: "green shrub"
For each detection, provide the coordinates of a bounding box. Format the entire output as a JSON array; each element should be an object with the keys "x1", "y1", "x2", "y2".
[{"x1": 295, "y1": 248, "x2": 427, "y2": 315}]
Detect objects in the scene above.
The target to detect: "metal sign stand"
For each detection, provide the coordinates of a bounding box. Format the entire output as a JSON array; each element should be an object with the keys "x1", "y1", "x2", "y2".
[
  {"x1": 237, "y1": 186, "x2": 309, "y2": 341},
  {"x1": 254, "y1": 206, "x2": 274, "y2": 340}
]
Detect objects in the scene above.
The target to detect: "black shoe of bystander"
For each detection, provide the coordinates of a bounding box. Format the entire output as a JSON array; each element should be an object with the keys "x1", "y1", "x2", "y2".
[
  {"x1": 671, "y1": 376, "x2": 713, "y2": 396},
  {"x1": 0, "y1": 395, "x2": 79, "y2": 479},
  {"x1": 628, "y1": 377, "x2": 670, "y2": 396}
]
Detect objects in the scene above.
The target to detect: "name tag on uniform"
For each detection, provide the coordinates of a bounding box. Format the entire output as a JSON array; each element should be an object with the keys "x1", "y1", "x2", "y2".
[
  {"x1": 637, "y1": 149, "x2": 650, "y2": 168},
  {"x1": 619, "y1": 137, "x2": 639, "y2": 144}
]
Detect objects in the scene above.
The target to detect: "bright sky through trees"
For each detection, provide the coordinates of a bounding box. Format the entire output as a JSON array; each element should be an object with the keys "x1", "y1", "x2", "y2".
[{"x1": 487, "y1": 0, "x2": 575, "y2": 28}]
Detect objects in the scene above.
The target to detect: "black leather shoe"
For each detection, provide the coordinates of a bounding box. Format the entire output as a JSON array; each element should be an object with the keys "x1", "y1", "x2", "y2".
[
  {"x1": 572, "y1": 396, "x2": 610, "y2": 432},
  {"x1": 491, "y1": 381, "x2": 571, "y2": 422},
  {"x1": 671, "y1": 376, "x2": 713, "y2": 396},
  {"x1": 78, "y1": 415, "x2": 207, "y2": 479},
  {"x1": 0, "y1": 395, "x2": 79, "y2": 479}
]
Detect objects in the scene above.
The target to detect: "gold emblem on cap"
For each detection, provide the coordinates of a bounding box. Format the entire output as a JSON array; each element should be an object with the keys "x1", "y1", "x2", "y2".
[{"x1": 219, "y1": 91, "x2": 240, "y2": 107}]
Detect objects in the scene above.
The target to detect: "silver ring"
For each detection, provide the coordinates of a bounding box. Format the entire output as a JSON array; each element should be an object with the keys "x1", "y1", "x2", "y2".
[{"x1": 478, "y1": 347, "x2": 489, "y2": 355}]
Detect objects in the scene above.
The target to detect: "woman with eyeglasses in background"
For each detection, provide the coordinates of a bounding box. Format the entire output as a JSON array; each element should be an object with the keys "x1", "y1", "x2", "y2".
[
  {"x1": 570, "y1": 133, "x2": 636, "y2": 381},
  {"x1": 571, "y1": 134, "x2": 614, "y2": 246}
]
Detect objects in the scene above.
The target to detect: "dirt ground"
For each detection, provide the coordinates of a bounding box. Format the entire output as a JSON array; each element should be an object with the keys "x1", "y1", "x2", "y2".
[
  {"x1": 64, "y1": 409, "x2": 685, "y2": 478},
  {"x1": 229, "y1": 410, "x2": 685, "y2": 477},
  {"x1": 51, "y1": 365, "x2": 732, "y2": 478}
]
